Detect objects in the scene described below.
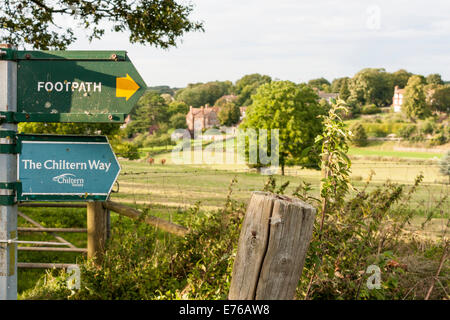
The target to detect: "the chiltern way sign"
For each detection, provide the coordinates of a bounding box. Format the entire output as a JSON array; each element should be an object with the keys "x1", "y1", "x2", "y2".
[
  {"x1": 10, "y1": 50, "x2": 146, "y2": 123},
  {"x1": 17, "y1": 134, "x2": 120, "y2": 201}
]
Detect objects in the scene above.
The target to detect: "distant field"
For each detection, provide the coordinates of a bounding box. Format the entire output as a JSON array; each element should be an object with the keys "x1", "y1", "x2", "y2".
[
  {"x1": 17, "y1": 142, "x2": 449, "y2": 296},
  {"x1": 348, "y1": 141, "x2": 446, "y2": 160},
  {"x1": 115, "y1": 157, "x2": 449, "y2": 211}
]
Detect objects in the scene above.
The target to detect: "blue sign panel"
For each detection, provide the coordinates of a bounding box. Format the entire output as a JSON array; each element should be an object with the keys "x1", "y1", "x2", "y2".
[{"x1": 17, "y1": 134, "x2": 120, "y2": 201}]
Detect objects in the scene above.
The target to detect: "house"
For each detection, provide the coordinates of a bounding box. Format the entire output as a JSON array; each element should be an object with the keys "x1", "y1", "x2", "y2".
[
  {"x1": 186, "y1": 104, "x2": 220, "y2": 132},
  {"x1": 120, "y1": 114, "x2": 132, "y2": 129},
  {"x1": 318, "y1": 91, "x2": 339, "y2": 103},
  {"x1": 393, "y1": 86, "x2": 405, "y2": 113},
  {"x1": 239, "y1": 106, "x2": 247, "y2": 121}
]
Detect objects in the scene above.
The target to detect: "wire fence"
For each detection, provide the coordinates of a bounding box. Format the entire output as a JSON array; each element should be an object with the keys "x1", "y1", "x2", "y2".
[{"x1": 111, "y1": 162, "x2": 449, "y2": 217}]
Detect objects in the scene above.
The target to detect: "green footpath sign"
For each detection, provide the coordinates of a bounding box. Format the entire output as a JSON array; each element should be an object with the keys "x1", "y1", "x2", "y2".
[{"x1": 5, "y1": 50, "x2": 147, "y2": 123}]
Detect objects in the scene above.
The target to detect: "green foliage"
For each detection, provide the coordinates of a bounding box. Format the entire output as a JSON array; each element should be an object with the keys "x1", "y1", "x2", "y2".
[
  {"x1": 218, "y1": 102, "x2": 241, "y2": 126},
  {"x1": 126, "y1": 90, "x2": 169, "y2": 136},
  {"x1": 348, "y1": 68, "x2": 392, "y2": 107},
  {"x1": 148, "y1": 86, "x2": 177, "y2": 96},
  {"x1": 403, "y1": 75, "x2": 431, "y2": 120},
  {"x1": 0, "y1": 0, "x2": 204, "y2": 50},
  {"x1": 429, "y1": 85, "x2": 450, "y2": 113},
  {"x1": 308, "y1": 77, "x2": 331, "y2": 92},
  {"x1": 315, "y1": 99, "x2": 352, "y2": 217},
  {"x1": 143, "y1": 133, "x2": 174, "y2": 148},
  {"x1": 169, "y1": 113, "x2": 187, "y2": 129},
  {"x1": 391, "y1": 69, "x2": 413, "y2": 88},
  {"x1": 234, "y1": 74, "x2": 272, "y2": 107},
  {"x1": 175, "y1": 81, "x2": 233, "y2": 108},
  {"x1": 426, "y1": 74, "x2": 444, "y2": 85},
  {"x1": 361, "y1": 104, "x2": 381, "y2": 115},
  {"x1": 18, "y1": 122, "x2": 121, "y2": 137},
  {"x1": 167, "y1": 101, "x2": 189, "y2": 116},
  {"x1": 331, "y1": 77, "x2": 350, "y2": 93},
  {"x1": 22, "y1": 179, "x2": 245, "y2": 300},
  {"x1": 214, "y1": 94, "x2": 238, "y2": 108},
  {"x1": 239, "y1": 81, "x2": 325, "y2": 173},
  {"x1": 349, "y1": 68, "x2": 394, "y2": 107},
  {"x1": 398, "y1": 124, "x2": 417, "y2": 139},
  {"x1": 111, "y1": 139, "x2": 140, "y2": 160},
  {"x1": 350, "y1": 123, "x2": 368, "y2": 147},
  {"x1": 339, "y1": 78, "x2": 351, "y2": 101}
]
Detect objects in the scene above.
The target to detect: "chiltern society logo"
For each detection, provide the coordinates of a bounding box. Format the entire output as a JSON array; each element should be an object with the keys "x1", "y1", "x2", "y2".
[{"x1": 52, "y1": 173, "x2": 84, "y2": 187}]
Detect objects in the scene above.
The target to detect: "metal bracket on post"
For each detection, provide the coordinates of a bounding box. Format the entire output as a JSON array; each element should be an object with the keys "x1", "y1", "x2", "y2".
[
  {"x1": 0, "y1": 130, "x2": 20, "y2": 154},
  {"x1": 0, "y1": 111, "x2": 17, "y2": 124},
  {"x1": 0, "y1": 47, "x2": 16, "y2": 61},
  {"x1": 0, "y1": 182, "x2": 21, "y2": 206}
]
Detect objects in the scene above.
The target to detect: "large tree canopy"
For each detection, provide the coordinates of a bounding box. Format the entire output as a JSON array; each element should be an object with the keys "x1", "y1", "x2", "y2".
[
  {"x1": 403, "y1": 75, "x2": 430, "y2": 120},
  {"x1": 234, "y1": 73, "x2": 272, "y2": 107},
  {"x1": 175, "y1": 81, "x2": 233, "y2": 108},
  {"x1": 0, "y1": 0, "x2": 204, "y2": 49},
  {"x1": 240, "y1": 81, "x2": 325, "y2": 175},
  {"x1": 349, "y1": 68, "x2": 393, "y2": 107}
]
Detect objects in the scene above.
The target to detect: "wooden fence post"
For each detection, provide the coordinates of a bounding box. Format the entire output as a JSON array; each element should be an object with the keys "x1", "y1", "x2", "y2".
[
  {"x1": 228, "y1": 191, "x2": 316, "y2": 300},
  {"x1": 87, "y1": 201, "x2": 108, "y2": 263}
]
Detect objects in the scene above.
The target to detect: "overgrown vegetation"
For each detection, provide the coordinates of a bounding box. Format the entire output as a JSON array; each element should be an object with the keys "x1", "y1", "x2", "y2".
[{"x1": 20, "y1": 101, "x2": 448, "y2": 300}]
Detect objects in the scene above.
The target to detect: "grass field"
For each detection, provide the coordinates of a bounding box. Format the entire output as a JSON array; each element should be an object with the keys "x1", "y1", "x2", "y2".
[{"x1": 17, "y1": 141, "x2": 449, "y2": 296}]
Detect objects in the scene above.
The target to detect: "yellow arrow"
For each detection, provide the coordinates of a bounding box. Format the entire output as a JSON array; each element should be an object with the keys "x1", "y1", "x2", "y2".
[{"x1": 116, "y1": 74, "x2": 140, "y2": 101}]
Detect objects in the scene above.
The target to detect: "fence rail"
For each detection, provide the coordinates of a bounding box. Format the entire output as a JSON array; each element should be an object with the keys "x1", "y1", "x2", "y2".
[{"x1": 17, "y1": 200, "x2": 189, "y2": 269}]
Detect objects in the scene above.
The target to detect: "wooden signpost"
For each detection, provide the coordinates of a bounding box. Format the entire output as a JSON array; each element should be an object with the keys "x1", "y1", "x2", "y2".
[{"x1": 0, "y1": 46, "x2": 146, "y2": 299}]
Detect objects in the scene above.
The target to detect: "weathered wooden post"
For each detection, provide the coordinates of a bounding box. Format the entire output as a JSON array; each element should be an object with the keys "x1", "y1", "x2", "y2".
[
  {"x1": 87, "y1": 201, "x2": 108, "y2": 263},
  {"x1": 229, "y1": 191, "x2": 316, "y2": 300}
]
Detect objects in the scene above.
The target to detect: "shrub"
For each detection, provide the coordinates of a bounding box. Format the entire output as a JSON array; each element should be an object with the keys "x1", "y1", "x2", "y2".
[
  {"x1": 350, "y1": 123, "x2": 368, "y2": 146},
  {"x1": 21, "y1": 179, "x2": 245, "y2": 300},
  {"x1": 361, "y1": 104, "x2": 381, "y2": 115},
  {"x1": 421, "y1": 119, "x2": 436, "y2": 135},
  {"x1": 398, "y1": 125, "x2": 417, "y2": 139},
  {"x1": 112, "y1": 141, "x2": 140, "y2": 160}
]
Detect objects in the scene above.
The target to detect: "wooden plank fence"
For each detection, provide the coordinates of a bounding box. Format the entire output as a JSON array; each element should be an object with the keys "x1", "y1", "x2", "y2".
[{"x1": 17, "y1": 200, "x2": 189, "y2": 268}]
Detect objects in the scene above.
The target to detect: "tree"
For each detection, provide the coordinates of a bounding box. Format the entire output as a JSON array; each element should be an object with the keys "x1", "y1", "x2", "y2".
[
  {"x1": 239, "y1": 81, "x2": 325, "y2": 175},
  {"x1": 175, "y1": 81, "x2": 233, "y2": 108},
  {"x1": 391, "y1": 69, "x2": 413, "y2": 88},
  {"x1": 0, "y1": 0, "x2": 204, "y2": 49},
  {"x1": 350, "y1": 123, "x2": 368, "y2": 147},
  {"x1": 214, "y1": 94, "x2": 238, "y2": 108},
  {"x1": 331, "y1": 77, "x2": 350, "y2": 93},
  {"x1": 339, "y1": 78, "x2": 351, "y2": 101},
  {"x1": 169, "y1": 113, "x2": 187, "y2": 129},
  {"x1": 429, "y1": 85, "x2": 450, "y2": 113},
  {"x1": 403, "y1": 75, "x2": 430, "y2": 120},
  {"x1": 308, "y1": 77, "x2": 331, "y2": 92},
  {"x1": 235, "y1": 74, "x2": 272, "y2": 106},
  {"x1": 126, "y1": 91, "x2": 168, "y2": 136},
  {"x1": 349, "y1": 68, "x2": 394, "y2": 107},
  {"x1": 167, "y1": 101, "x2": 189, "y2": 117},
  {"x1": 426, "y1": 74, "x2": 444, "y2": 85},
  {"x1": 218, "y1": 102, "x2": 240, "y2": 126}
]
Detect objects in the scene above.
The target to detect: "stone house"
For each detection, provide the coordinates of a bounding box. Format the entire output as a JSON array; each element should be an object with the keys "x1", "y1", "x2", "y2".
[
  {"x1": 393, "y1": 86, "x2": 405, "y2": 113},
  {"x1": 186, "y1": 104, "x2": 220, "y2": 132},
  {"x1": 317, "y1": 91, "x2": 339, "y2": 103}
]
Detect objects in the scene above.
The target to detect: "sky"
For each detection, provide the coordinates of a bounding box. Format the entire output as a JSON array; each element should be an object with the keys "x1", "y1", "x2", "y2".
[{"x1": 68, "y1": 0, "x2": 450, "y2": 88}]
